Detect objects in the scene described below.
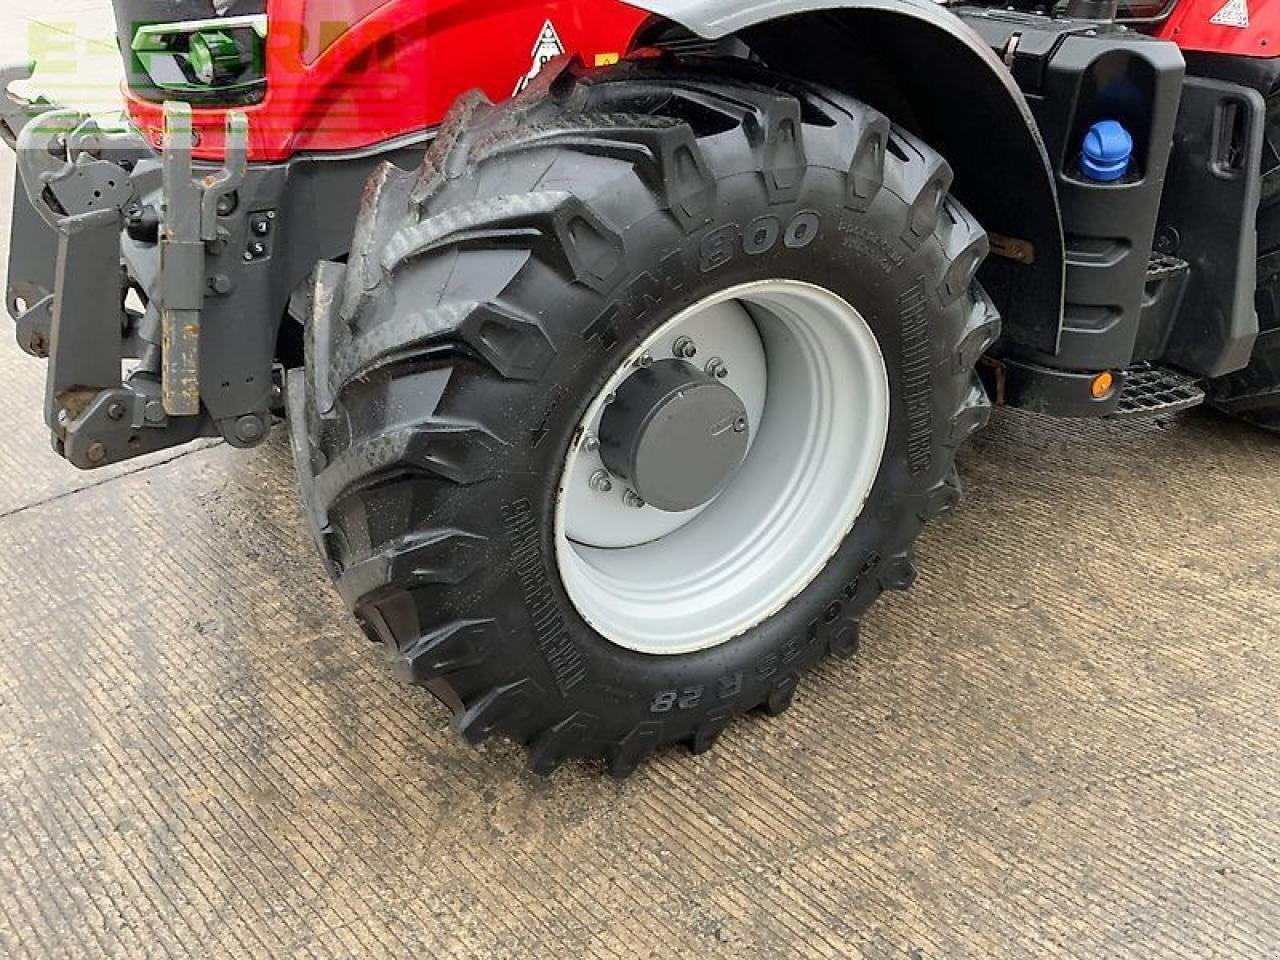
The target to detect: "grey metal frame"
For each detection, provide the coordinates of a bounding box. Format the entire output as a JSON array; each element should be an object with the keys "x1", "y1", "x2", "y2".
[{"x1": 2, "y1": 64, "x2": 427, "y2": 469}]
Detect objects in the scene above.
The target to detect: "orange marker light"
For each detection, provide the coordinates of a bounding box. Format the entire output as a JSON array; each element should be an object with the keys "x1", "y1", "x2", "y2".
[{"x1": 1091, "y1": 371, "x2": 1116, "y2": 400}]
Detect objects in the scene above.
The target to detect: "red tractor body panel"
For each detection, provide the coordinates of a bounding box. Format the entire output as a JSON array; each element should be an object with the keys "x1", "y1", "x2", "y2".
[
  {"x1": 126, "y1": 0, "x2": 651, "y2": 161},
  {"x1": 1157, "y1": 0, "x2": 1280, "y2": 56}
]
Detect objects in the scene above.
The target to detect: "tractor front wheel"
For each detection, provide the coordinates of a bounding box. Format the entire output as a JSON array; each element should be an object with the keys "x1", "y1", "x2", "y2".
[{"x1": 289, "y1": 58, "x2": 999, "y2": 775}]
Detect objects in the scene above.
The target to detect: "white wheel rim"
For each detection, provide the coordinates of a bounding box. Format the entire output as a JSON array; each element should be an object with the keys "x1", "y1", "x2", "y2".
[{"x1": 555, "y1": 279, "x2": 890, "y2": 655}]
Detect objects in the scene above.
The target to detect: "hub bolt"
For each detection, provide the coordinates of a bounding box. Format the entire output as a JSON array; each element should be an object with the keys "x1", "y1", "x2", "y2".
[
  {"x1": 623, "y1": 488, "x2": 646, "y2": 509},
  {"x1": 86, "y1": 442, "x2": 107, "y2": 464},
  {"x1": 672, "y1": 336, "x2": 697, "y2": 359},
  {"x1": 705, "y1": 357, "x2": 729, "y2": 380},
  {"x1": 107, "y1": 401, "x2": 127, "y2": 421},
  {"x1": 589, "y1": 469, "x2": 613, "y2": 493},
  {"x1": 734, "y1": 416, "x2": 748, "y2": 433}
]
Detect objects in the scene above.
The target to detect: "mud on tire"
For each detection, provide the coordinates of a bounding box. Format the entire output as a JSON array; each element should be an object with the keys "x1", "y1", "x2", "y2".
[{"x1": 288, "y1": 57, "x2": 1000, "y2": 776}]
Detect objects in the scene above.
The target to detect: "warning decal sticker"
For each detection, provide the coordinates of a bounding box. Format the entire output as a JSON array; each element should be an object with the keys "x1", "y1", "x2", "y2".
[
  {"x1": 515, "y1": 20, "x2": 566, "y2": 95},
  {"x1": 1209, "y1": 0, "x2": 1250, "y2": 28}
]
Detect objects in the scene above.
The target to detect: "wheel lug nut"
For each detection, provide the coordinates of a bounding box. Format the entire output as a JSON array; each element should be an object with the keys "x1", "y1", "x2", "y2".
[
  {"x1": 623, "y1": 489, "x2": 646, "y2": 509},
  {"x1": 733, "y1": 416, "x2": 748, "y2": 433},
  {"x1": 705, "y1": 357, "x2": 729, "y2": 379},
  {"x1": 635, "y1": 352, "x2": 654, "y2": 369},
  {"x1": 589, "y1": 469, "x2": 613, "y2": 493},
  {"x1": 583, "y1": 433, "x2": 600, "y2": 453},
  {"x1": 672, "y1": 336, "x2": 697, "y2": 359}
]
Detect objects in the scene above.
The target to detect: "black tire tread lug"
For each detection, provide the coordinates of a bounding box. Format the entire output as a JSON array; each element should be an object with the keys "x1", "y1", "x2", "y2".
[
  {"x1": 606, "y1": 722, "x2": 663, "y2": 779},
  {"x1": 878, "y1": 553, "x2": 919, "y2": 593},
  {"x1": 763, "y1": 676, "x2": 798, "y2": 717},
  {"x1": 392, "y1": 619, "x2": 499, "y2": 683},
  {"x1": 847, "y1": 105, "x2": 890, "y2": 211},
  {"x1": 689, "y1": 709, "x2": 733, "y2": 755},
  {"x1": 827, "y1": 621, "x2": 862, "y2": 661},
  {"x1": 890, "y1": 129, "x2": 954, "y2": 249},
  {"x1": 955, "y1": 285, "x2": 1003, "y2": 374},
  {"x1": 315, "y1": 417, "x2": 505, "y2": 521},
  {"x1": 526, "y1": 711, "x2": 599, "y2": 776},
  {"x1": 948, "y1": 374, "x2": 994, "y2": 449},
  {"x1": 454, "y1": 680, "x2": 539, "y2": 746},
  {"x1": 342, "y1": 162, "x2": 416, "y2": 325},
  {"x1": 336, "y1": 528, "x2": 487, "y2": 609}
]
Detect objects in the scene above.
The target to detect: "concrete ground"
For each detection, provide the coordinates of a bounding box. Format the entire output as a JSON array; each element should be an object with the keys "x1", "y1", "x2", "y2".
[{"x1": 1, "y1": 6, "x2": 1279, "y2": 959}]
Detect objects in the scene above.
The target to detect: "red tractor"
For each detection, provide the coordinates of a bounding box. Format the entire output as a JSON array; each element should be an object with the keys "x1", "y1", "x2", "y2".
[{"x1": 2, "y1": 0, "x2": 1275, "y2": 775}]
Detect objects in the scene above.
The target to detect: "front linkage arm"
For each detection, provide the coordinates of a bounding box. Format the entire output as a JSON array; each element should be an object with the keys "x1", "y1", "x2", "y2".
[{"x1": 2, "y1": 63, "x2": 250, "y2": 468}]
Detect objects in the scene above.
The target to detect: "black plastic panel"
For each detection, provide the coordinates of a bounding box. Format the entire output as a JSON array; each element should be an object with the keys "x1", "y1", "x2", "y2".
[
  {"x1": 1152, "y1": 77, "x2": 1263, "y2": 377},
  {"x1": 960, "y1": 9, "x2": 1185, "y2": 373}
]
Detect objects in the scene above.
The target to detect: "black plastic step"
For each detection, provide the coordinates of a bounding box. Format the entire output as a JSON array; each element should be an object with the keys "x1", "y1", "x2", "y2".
[{"x1": 1112, "y1": 364, "x2": 1206, "y2": 417}]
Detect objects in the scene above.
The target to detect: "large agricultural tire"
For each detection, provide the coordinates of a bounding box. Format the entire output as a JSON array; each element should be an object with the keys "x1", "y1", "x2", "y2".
[{"x1": 288, "y1": 57, "x2": 999, "y2": 776}]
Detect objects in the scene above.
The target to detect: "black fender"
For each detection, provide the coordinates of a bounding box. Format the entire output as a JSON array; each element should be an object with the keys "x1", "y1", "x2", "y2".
[{"x1": 631, "y1": 0, "x2": 1064, "y2": 353}]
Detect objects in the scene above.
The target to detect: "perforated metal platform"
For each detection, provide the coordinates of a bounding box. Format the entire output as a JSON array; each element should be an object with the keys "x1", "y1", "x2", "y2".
[{"x1": 1114, "y1": 365, "x2": 1207, "y2": 417}]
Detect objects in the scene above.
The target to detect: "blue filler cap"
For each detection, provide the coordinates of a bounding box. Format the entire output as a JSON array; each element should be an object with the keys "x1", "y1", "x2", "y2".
[{"x1": 1080, "y1": 120, "x2": 1133, "y2": 183}]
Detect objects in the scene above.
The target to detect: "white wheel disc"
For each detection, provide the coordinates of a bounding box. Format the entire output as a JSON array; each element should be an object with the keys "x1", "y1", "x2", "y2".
[{"x1": 555, "y1": 280, "x2": 891, "y2": 656}]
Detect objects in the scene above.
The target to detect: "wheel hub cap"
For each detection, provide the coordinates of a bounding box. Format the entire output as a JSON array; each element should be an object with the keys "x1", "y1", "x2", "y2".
[{"x1": 599, "y1": 360, "x2": 750, "y2": 513}]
